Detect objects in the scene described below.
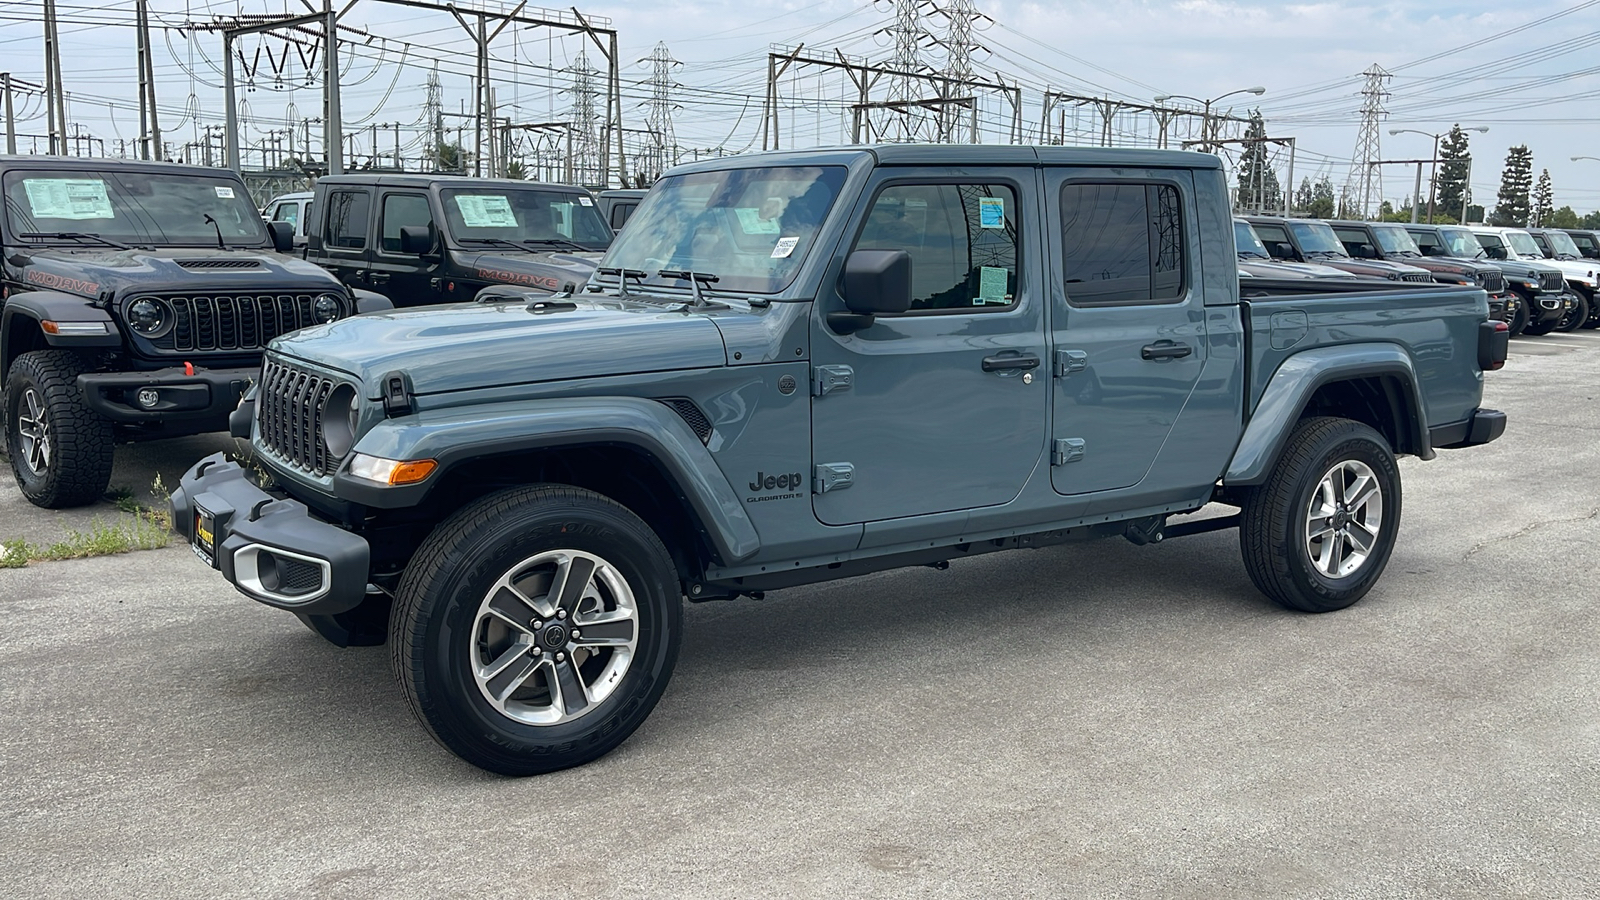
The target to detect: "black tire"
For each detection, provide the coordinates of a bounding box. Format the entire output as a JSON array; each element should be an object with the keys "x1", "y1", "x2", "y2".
[
  {"x1": 1506, "y1": 298, "x2": 1530, "y2": 337},
  {"x1": 1555, "y1": 293, "x2": 1589, "y2": 332},
  {"x1": 3, "y1": 350, "x2": 113, "y2": 509},
  {"x1": 297, "y1": 591, "x2": 393, "y2": 647},
  {"x1": 390, "y1": 484, "x2": 682, "y2": 775},
  {"x1": 1239, "y1": 416, "x2": 1402, "y2": 613}
]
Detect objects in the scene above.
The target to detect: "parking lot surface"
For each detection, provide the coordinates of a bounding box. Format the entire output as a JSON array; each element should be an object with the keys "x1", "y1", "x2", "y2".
[{"x1": 2, "y1": 332, "x2": 1597, "y2": 898}]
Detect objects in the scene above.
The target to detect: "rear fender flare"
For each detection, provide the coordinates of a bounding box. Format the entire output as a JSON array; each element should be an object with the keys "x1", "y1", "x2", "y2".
[
  {"x1": 1225, "y1": 343, "x2": 1429, "y2": 486},
  {"x1": 331, "y1": 395, "x2": 761, "y2": 564}
]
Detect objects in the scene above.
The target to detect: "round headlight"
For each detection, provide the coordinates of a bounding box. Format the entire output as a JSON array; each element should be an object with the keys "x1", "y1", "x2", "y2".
[
  {"x1": 126, "y1": 297, "x2": 171, "y2": 337},
  {"x1": 314, "y1": 293, "x2": 343, "y2": 324},
  {"x1": 321, "y1": 383, "x2": 359, "y2": 459}
]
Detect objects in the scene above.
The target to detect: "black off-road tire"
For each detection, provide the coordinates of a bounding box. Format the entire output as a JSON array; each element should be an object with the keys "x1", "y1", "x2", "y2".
[
  {"x1": 1506, "y1": 299, "x2": 1530, "y2": 337},
  {"x1": 4, "y1": 350, "x2": 114, "y2": 509},
  {"x1": 390, "y1": 484, "x2": 682, "y2": 775},
  {"x1": 1239, "y1": 416, "x2": 1402, "y2": 613},
  {"x1": 1555, "y1": 294, "x2": 1589, "y2": 332}
]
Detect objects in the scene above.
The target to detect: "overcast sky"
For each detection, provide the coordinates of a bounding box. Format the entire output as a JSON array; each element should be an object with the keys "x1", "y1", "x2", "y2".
[{"x1": 3, "y1": 0, "x2": 1598, "y2": 211}]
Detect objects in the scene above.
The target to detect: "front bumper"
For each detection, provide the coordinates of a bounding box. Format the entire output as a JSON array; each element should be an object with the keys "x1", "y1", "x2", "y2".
[
  {"x1": 172, "y1": 452, "x2": 371, "y2": 615},
  {"x1": 79, "y1": 365, "x2": 254, "y2": 426}
]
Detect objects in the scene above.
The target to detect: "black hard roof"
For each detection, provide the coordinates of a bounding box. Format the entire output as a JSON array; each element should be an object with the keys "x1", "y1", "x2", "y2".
[{"x1": 314, "y1": 173, "x2": 588, "y2": 192}]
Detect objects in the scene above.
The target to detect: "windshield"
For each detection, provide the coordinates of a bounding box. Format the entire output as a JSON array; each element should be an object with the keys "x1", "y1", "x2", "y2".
[
  {"x1": 1233, "y1": 220, "x2": 1270, "y2": 258},
  {"x1": 1438, "y1": 227, "x2": 1484, "y2": 258},
  {"x1": 3, "y1": 168, "x2": 268, "y2": 247},
  {"x1": 1544, "y1": 230, "x2": 1582, "y2": 257},
  {"x1": 1371, "y1": 224, "x2": 1420, "y2": 255},
  {"x1": 440, "y1": 187, "x2": 612, "y2": 249},
  {"x1": 1504, "y1": 230, "x2": 1541, "y2": 257},
  {"x1": 602, "y1": 165, "x2": 848, "y2": 295},
  {"x1": 1288, "y1": 221, "x2": 1348, "y2": 256}
]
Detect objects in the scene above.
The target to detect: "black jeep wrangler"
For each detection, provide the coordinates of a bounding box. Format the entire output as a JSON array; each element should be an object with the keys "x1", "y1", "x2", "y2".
[
  {"x1": 304, "y1": 174, "x2": 612, "y2": 306},
  {"x1": 1, "y1": 156, "x2": 387, "y2": 508}
]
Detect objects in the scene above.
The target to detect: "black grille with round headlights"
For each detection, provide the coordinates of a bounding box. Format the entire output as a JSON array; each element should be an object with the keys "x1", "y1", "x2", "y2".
[
  {"x1": 125, "y1": 296, "x2": 173, "y2": 338},
  {"x1": 314, "y1": 293, "x2": 343, "y2": 324}
]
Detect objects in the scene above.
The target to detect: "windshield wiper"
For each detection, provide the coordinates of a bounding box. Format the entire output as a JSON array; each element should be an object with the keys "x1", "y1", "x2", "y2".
[
  {"x1": 457, "y1": 237, "x2": 526, "y2": 251},
  {"x1": 18, "y1": 231, "x2": 131, "y2": 250},
  {"x1": 522, "y1": 238, "x2": 592, "y2": 252},
  {"x1": 596, "y1": 266, "x2": 648, "y2": 297},
  {"x1": 658, "y1": 269, "x2": 726, "y2": 309}
]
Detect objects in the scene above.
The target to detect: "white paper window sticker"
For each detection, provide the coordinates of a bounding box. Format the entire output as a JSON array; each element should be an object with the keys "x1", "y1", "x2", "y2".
[
  {"x1": 214, "y1": 185, "x2": 236, "y2": 199},
  {"x1": 453, "y1": 194, "x2": 518, "y2": 227},
  {"x1": 977, "y1": 266, "x2": 1010, "y2": 304},
  {"x1": 979, "y1": 197, "x2": 1005, "y2": 229},
  {"x1": 736, "y1": 207, "x2": 782, "y2": 235},
  {"x1": 23, "y1": 178, "x2": 114, "y2": 220},
  {"x1": 771, "y1": 236, "x2": 800, "y2": 259},
  {"x1": 577, "y1": 195, "x2": 594, "y2": 206}
]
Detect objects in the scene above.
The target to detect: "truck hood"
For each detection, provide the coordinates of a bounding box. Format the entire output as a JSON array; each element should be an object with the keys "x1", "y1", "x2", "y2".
[
  {"x1": 269, "y1": 297, "x2": 727, "y2": 396},
  {"x1": 10, "y1": 247, "x2": 338, "y2": 298},
  {"x1": 455, "y1": 248, "x2": 602, "y2": 294}
]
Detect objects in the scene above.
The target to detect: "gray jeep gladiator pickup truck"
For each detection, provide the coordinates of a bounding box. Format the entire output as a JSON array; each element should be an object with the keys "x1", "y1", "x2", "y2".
[
  {"x1": 1, "y1": 156, "x2": 386, "y2": 509},
  {"x1": 173, "y1": 146, "x2": 1507, "y2": 775}
]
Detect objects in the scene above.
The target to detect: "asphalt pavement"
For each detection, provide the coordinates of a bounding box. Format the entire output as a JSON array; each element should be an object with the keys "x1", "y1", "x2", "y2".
[{"x1": 1, "y1": 331, "x2": 1597, "y2": 898}]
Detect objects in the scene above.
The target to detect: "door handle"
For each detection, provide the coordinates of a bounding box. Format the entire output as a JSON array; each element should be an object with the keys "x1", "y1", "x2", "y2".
[
  {"x1": 981, "y1": 354, "x2": 1041, "y2": 372},
  {"x1": 1140, "y1": 341, "x2": 1192, "y2": 361}
]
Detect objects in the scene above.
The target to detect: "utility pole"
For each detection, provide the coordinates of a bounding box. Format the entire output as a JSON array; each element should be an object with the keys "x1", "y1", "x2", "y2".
[
  {"x1": 1347, "y1": 63, "x2": 1391, "y2": 219},
  {"x1": 43, "y1": 0, "x2": 68, "y2": 155},
  {"x1": 135, "y1": 0, "x2": 162, "y2": 160}
]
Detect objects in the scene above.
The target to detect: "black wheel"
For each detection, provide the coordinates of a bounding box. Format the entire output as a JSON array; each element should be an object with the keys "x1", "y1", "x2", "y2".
[
  {"x1": 390, "y1": 484, "x2": 682, "y2": 775},
  {"x1": 3, "y1": 350, "x2": 113, "y2": 509},
  {"x1": 297, "y1": 591, "x2": 393, "y2": 647},
  {"x1": 1506, "y1": 298, "x2": 1529, "y2": 337},
  {"x1": 1555, "y1": 293, "x2": 1589, "y2": 332},
  {"x1": 1239, "y1": 417, "x2": 1402, "y2": 613}
]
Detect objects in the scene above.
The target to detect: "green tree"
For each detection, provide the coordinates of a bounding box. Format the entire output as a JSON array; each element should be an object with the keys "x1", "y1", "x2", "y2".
[
  {"x1": 1309, "y1": 176, "x2": 1336, "y2": 219},
  {"x1": 1234, "y1": 110, "x2": 1281, "y2": 213},
  {"x1": 1490, "y1": 145, "x2": 1533, "y2": 226},
  {"x1": 1530, "y1": 169, "x2": 1554, "y2": 226},
  {"x1": 1435, "y1": 125, "x2": 1472, "y2": 222},
  {"x1": 1549, "y1": 206, "x2": 1581, "y2": 229}
]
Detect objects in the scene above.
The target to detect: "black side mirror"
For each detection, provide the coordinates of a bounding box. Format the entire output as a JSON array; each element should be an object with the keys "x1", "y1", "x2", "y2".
[
  {"x1": 268, "y1": 221, "x2": 294, "y2": 253},
  {"x1": 399, "y1": 225, "x2": 432, "y2": 255},
  {"x1": 833, "y1": 249, "x2": 912, "y2": 333}
]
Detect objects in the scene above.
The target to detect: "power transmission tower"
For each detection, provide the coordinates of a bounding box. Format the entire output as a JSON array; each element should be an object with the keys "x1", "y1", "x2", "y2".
[
  {"x1": 1347, "y1": 63, "x2": 1391, "y2": 219},
  {"x1": 423, "y1": 65, "x2": 445, "y2": 171},
  {"x1": 933, "y1": 0, "x2": 984, "y2": 142},
  {"x1": 567, "y1": 49, "x2": 601, "y2": 186},
  {"x1": 641, "y1": 42, "x2": 680, "y2": 183},
  {"x1": 884, "y1": 0, "x2": 932, "y2": 141}
]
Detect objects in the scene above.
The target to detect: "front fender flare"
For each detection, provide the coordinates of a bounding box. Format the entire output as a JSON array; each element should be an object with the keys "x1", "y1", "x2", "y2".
[
  {"x1": 332, "y1": 396, "x2": 761, "y2": 564},
  {"x1": 1225, "y1": 343, "x2": 1429, "y2": 486},
  {"x1": 2, "y1": 291, "x2": 119, "y2": 374}
]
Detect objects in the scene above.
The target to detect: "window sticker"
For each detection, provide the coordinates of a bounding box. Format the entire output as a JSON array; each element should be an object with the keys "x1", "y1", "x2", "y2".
[
  {"x1": 979, "y1": 196, "x2": 1005, "y2": 229},
  {"x1": 453, "y1": 194, "x2": 518, "y2": 227},
  {"x1": 736, "y1": 207, "x2": 782, "y2": 234},
  {"x1": 977, "y1": 266, "x2": 1010, "y2": 303},
  {"x1": 771, "y1": 236, "x2": 800, "y2": 259},
  {"x1": 214, "y1": 185, "x2": 236, "y2": 199},
  {"x1": 577, "y1": 195, "x2": 594, "y2": 206},
  {"x1": 22, "y1": 178, "x2": 114, "y2": 220}
]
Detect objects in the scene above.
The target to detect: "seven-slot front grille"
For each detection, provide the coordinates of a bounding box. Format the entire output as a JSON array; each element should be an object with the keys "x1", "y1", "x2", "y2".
[
  {"x1": 1480, "y1": 270, "x2": 1505, "y2": 293},
  {"x1": 164, "y1": 294, "x2": 320, "y2": 353},
  {"x1": 257, "y1": 357, "x2": 342, "y2": 476},
  {"x1": 1539, "y1": 272, "x2": 1565, "y2": 293}
]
